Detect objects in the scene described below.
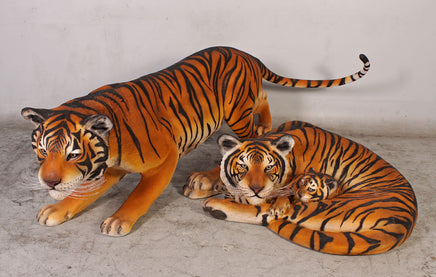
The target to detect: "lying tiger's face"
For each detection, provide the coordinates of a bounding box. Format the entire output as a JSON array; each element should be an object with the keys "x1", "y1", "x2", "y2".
[
  {"x1": 218, "y1": 134, "x2": 295, "y2": 205},
  {"x1": 21, "y1": 108, "x2": 113, "y2": 200},
  {"x1": 293, "y1": 169, "x2": 338, "y2": 202}
]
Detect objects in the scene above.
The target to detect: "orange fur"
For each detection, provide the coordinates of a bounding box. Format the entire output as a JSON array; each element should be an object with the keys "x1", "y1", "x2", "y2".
[{"x1": 22, "y1": 47, "x2": 369, "y2": 236}]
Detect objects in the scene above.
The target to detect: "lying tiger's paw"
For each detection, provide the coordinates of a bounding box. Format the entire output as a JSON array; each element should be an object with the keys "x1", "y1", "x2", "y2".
[
  {"x1": 37, "y1": 204, "x2": 72, "y2": 226},
  {"x1": 269, "y1": 196, "x2": 291, "y2": 218},
  {"x1": 183, "y1": 171, "x2": 224, "y2": 199},
  {"x1": 202, "y1": 198, "x2": 228, "y2": 220},
  {"x1": 100, "y1": 216, "x2": 133, "y2": 237}
]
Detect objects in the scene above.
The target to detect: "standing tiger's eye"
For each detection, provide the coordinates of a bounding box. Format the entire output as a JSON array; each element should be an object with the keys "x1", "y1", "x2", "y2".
[{"x1": 39, "y1": 148, "x2": 47, "y2": 157}]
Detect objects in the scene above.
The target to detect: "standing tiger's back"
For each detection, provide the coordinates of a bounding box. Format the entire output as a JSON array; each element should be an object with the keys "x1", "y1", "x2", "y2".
[{"x1": 267, "y1": 121, "x2": 417, "y2": 255}]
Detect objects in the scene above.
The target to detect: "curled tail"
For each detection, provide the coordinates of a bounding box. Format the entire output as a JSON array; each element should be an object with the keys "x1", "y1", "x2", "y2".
[
  {"x1": 261, "y1": 54, "x2": 370, "y2": 88},
  {"x1": 268, "y1": 218, "x2": 410, "y2": 255}
]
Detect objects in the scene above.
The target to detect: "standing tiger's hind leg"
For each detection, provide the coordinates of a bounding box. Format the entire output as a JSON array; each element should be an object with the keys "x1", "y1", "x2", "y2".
[
  {"x1": 224, "y1": 89, "x2": 272, "y2": 139},
  {"x1": 253, "y1": 90, "x2": 272, "y2": 136}
]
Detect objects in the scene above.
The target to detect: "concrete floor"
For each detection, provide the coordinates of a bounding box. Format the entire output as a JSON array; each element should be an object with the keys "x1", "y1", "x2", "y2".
[{"x1": 1, "y1": 120, "x2": 435, "y2": 277}]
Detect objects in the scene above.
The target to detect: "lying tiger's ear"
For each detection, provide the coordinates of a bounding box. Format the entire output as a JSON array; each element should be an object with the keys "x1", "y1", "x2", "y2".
[
  {"x1": 272, "y1": 135, "x2": 294, "y2": 154},
  {"x1": 82, "y1": 114, "x2": 113, "y2": 137},
  {"x1": 21, "y1": 107, "x2": 52, "y2": 127},
  {"x1": 217, "y1": 134, "x2": 241, "y2": 156}
]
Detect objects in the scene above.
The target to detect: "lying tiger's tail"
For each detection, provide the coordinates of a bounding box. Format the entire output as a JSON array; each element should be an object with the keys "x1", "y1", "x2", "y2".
[
  {"x1": 261, "y1": 54, "x2": 370, "y2": 88},
  {"x1": 268, "y1": 218, "x2": 410, "y2": 255}
]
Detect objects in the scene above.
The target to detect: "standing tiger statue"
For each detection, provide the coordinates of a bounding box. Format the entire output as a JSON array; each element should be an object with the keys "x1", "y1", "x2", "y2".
[
  {"x1": 199, "y1": 121, "x2": 417, "y2": 255},
  {"x1": 21, "y1": 47, "x2": 369, "y2": 236}
]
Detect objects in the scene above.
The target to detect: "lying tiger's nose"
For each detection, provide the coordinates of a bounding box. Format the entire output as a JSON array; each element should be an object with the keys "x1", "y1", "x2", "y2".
[
  {"x1": 250, "y1": 184, "x2": 263, "y2": 194},
  {"x1": 44, "y1": 178, "x2": 61, "y2": 188}
]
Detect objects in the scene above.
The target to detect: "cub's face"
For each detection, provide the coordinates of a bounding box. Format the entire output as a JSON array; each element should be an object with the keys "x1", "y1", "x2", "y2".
[
  {"x1": 294, "y1": 170, "x2": 338, "y2": 202},
  {"x1": 22, "y1": 108, "x2": 113, "y2": 200},
  {"x1": 218, "y1": 134, "x2": 294, "y2": 205}
]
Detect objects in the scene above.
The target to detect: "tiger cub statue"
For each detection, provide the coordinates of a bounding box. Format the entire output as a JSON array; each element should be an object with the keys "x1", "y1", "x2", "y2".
[
  {"x1": 21, "y1": 47, "x2": 369, "y2": 236},
  {"x1": 200, "y1": 121, "x2": 417, "y2": 255},
  {"x1": 291, "y1": 168, "x2": 339, "y2": 203}
]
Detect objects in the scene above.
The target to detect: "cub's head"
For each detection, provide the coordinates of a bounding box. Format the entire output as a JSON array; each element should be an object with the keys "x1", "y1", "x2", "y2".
[
  {"x1": 217, "y1": 134, "x2": 294, "y2": 205},
  {"x1": 21, "y1": 107, "x2": 113, "y2": 200},
  {"x1": 293, "y1": 168, "x2": 338, "y2": 202}
]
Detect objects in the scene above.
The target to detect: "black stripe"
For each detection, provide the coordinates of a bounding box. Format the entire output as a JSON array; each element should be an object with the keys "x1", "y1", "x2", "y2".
[
  {"x1": 289, "y1": 225, "x2": 302, "y2": 240},
  {"x1": 317, "y1": 231, "x2": 334, "y2": 250},
  {"x1": 277, "y1": 221, "x2": 291, "y2": 233},
  {"x1": 123, "y1": 119, "x2": 145, "y2": 162}
]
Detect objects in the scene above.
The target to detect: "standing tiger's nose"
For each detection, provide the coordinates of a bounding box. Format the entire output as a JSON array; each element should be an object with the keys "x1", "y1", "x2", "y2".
[{"x1": 44, "y1": 178, "x2": 61, "y2": 188}]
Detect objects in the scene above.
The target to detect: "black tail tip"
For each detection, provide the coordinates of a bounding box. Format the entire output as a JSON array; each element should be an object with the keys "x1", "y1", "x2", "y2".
[{"x1": 359, "y1": 54, "x2": 369, "y2": 64}]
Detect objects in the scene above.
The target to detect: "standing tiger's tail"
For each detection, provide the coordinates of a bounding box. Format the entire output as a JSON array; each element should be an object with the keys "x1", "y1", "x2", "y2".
[
  {"x1": 268, "y1": 217, "x2": 412, "y2": 256},
  {"x1": 261, "y1": 54, "x2": 370, "y2": 88}
]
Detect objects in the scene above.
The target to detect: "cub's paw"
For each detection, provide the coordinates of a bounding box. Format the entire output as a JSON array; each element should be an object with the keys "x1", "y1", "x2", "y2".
[
  {"x1": 100, "y1": 216, "x2": 133, "y2": 237},
  {"x1": 202, "y1": 198, "x2": 228, "y2": 220},
  {"x1": 183, "y1": 171, "x2": 224, "y2": 199},
  {"x1": 37, "y1": 204, "x2": 72, "y2": 226},
  {"x1": 269, "y1": 197, "x2": 291, "y2": 218}
]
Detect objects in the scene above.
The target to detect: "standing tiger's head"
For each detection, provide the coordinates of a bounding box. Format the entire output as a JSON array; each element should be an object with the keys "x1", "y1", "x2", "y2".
[
  {"x1": 217, "y1": 134, "x2": 295, "y2": 205},
  {"x1": 293, "y1": 168, "x2": 339, "y2": 202},
  {"x1": 21, "y1": 107, "x2": 113, "y2": 200}
]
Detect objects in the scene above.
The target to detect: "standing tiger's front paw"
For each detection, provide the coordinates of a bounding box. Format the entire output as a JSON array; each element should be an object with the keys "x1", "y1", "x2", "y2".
[
  {"x1": 100, "y1": 216, "x2": 133, "y2": 237},
  {"x1": 269, "y1": 196, "x2": 291, "y2": 218},
  {"x1": 37, "y1": 204, "x2": 73, "y2": 226},
  {"x1": 183, "y1": 170, "x2": 224, "y2": 199}
]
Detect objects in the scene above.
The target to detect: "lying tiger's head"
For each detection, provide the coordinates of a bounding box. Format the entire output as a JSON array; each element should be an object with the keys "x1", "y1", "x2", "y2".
[
  {"x1": 293, "y1": 168, "x2": 338, "y2": 202},
  {"x1": 21, "y1": 107, "x2": 113, "y2": 200},
  {"x1": 217, "y1": 134, "x2": 295, "y2": 205}
]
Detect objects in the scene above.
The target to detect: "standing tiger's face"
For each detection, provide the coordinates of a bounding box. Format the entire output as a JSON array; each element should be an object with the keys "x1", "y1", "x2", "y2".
[
  {"x1": 218, "y1": 134, "x2": 295, "y2": 205},
  {"x1": 21, "y1": 108, "x2": 113, "y2": 200},
  {"x1": 293, "y1": 169, "x2": 338, "y2": 202}
]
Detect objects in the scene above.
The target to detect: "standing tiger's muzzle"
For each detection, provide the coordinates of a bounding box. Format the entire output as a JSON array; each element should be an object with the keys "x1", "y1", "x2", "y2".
[
  {"x1": 37, "y1": 151, "x2": 85, "y2": 200},
  {"x1": 39, "y1": 152, "x2": 64, "y2": 189}
]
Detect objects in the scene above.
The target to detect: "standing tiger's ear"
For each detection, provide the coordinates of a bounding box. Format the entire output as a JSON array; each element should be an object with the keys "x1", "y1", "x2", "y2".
[
  {"x1": 21, "y1": 107, "x2": 52, "y2": 127},
  {"x1": 217, "y1": 134, "x2": 241, "y2": 156},
  {"x1": 272, "y1": 135, "x2": 295, "y2": 155},
  {"x1": 82, "y1": 114, "x2": 113, "y2": 137}
]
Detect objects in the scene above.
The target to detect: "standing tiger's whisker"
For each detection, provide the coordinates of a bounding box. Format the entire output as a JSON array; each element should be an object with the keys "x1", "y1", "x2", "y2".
[{"x1": 68, "y1": 177, "x2": 107, "y2": 199}]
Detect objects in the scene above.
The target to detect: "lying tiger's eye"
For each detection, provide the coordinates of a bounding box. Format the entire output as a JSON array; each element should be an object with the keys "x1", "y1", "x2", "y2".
[
  {"x1": 265, "y1": 165, "x2": 274, "y2": 171},
  {"x1": 67, "y1": 152, "x2": 81, "y2": 161}
]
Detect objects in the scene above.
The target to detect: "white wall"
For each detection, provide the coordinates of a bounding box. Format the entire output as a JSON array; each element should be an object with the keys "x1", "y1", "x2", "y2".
[{"x1": 1, "y1": 0, "x2": 435, "y2": 136}]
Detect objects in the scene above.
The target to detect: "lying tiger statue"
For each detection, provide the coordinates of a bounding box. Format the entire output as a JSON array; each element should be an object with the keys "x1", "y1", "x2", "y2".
[
  {"x1": 198, "y1": 121, "x2": 417, "y2": 255},
  {"x1": 21, "y1": 47, "x2": 369, "y2": 236}
]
